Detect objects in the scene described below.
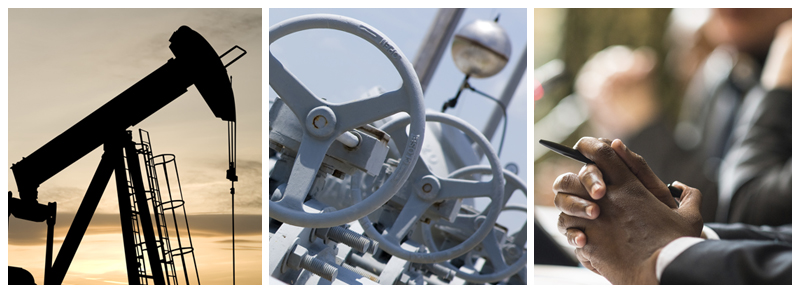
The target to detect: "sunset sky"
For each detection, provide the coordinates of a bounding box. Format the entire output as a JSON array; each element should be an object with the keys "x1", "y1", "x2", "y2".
[{"x1": 5, "y1": 8, "x2": 262, "y2": 285}]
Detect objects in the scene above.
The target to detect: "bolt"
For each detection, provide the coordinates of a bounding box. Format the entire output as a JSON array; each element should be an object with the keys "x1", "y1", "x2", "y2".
[
  {"x1": 473, "y1": 215, "x2": 486, "y2": 230},
  {"x1": 422, "y1": 183, "x2": 432, "y2": 193},
  {"x1": 416, "y1": 175, "x2": 441, "y2": 200},
  {"x1": 425, "y1": 263, "x2": 455, "y2": 281},
  {"x1": 366, "y1": 239, "x2": 380, "y2": 255},
  {"x1": 312, "y1": 115, "x2": 327, "y2": 129},
  {"x1": 306, "y1": 106, "x2": 337, "y2": 137},
  {"x1": 341, "y1": 262, "x2": 380, "y2": 283},
  {"x1": 319, "y1": 226, "x2": 378, "y2": 254},
  {"x1": 284, "y1": 244, "x2": 338, "y2": 281}
]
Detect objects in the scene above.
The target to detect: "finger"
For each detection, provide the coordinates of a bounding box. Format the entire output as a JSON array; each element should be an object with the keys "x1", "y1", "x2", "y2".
[
  {"x1": 610, "y1": 139, "x2": 677, "y2": 208},
  {"x1": 579, "y1": 164, "x2": 606, "y2": 200},
  {"x1": 554, "y1": 192, "x2": 600, "y2": 219},
  {"x1": 552, "y1": 173, "x2": 592, "y2": 199},
  {"x1": 575, "y1": 248, "x2": 600, "y2": 275},
  {"x1": 566, "y1": 228, "x2": 587, "y2": 247},
  {"x1": 553, "y1": 173, "x2": 598, "y2": 218},
  {"x1": 574, "y1": 137, "x2": 635, "y2": 185},
  {"x1": 557, "y1": 212, "x2": 589, "y2": 235},
  {"x1": 671, "y1": 181, "x2": 704, "y2": 234}
]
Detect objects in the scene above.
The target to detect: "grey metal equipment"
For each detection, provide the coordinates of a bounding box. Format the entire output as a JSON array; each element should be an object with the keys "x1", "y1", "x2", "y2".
[
  {"x1": 269, "y1": 14, "x2": 426, "y2": 228},
  {"x1": 422, "y1": 166, "x2": 527, "y2": 283},
  {"x1": 356, "y1": 112, "x2": 505, "y2": 264},
  {"x1": 269, "y1": 13, "x2": 527, "y2": 285},
  {"x1": 283, "y1": 242, "x2": 339, "y2": 282}
]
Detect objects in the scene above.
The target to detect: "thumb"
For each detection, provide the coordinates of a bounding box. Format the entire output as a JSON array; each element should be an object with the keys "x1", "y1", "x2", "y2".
[
  {"x1": 671, "y1": 181, "x2": 704, "y2": 230},
  {"x1": 610, "y1": 139, "x2": 677, "y2": 208}
]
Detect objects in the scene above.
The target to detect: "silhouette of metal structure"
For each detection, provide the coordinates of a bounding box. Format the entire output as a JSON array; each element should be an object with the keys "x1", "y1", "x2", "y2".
[
  {"x1": 134, "y1": 129, "x2": 201, "y2": 285},
  {"x1": 8, "y1": 25, "x2": 245, "y2": 285}
]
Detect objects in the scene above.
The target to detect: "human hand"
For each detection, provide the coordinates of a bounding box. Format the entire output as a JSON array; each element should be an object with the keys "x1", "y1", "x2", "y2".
[
  {"x1": 575, "y1": 46, "x2": 659, "y2": 139},
  {"x1": 761, "y1": 20, "x2": 791, "y2": 90},
  {"x1": 552, "y1": 138, "x2": 679, "y2": 225},
  {"x1": 554, "y1": 137, "x2": 703, "y2": 284}
]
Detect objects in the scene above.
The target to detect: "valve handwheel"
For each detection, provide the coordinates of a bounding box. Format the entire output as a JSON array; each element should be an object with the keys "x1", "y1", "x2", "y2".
[
  {"x1": 355, "y1": 112, "x2": 505, "y2": 264},
  {"x1": 269, "y1": 14, "x2": 425, "y2": 228},
  {"x1": 422, "y1": 165, "x2": 527, "y2": 283}
]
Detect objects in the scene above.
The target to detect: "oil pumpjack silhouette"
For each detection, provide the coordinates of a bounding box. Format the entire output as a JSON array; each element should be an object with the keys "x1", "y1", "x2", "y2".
[{"x1": 8, "y1": 25, "x2": 246, "y2": 285}]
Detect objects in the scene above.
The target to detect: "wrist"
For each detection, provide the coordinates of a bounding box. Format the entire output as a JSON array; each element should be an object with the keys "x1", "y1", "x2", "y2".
[{"x1": 638, "y1": 247, "x2": 662, "y2": 285}]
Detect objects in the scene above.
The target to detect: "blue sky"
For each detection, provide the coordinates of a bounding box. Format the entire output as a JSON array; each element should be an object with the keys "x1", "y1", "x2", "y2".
[{"x1": 269, "y1": 8, "x2": 528, "y2": 233}]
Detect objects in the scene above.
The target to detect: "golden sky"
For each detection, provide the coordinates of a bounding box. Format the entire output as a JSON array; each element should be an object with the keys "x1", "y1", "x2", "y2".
[
  {"x1": 9, "y1": 214, "x2": 262, "y2": 285},
  {"x1": 5, "y1": 8, "x2": 262, "y2": 285}
]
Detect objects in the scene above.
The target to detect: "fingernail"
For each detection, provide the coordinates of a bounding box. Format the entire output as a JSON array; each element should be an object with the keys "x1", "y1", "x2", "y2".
[
  {"x1": 585, "y1": 205, "x2": 595, "y2": 218},
  {"x1": 591, "y1": 183, "x2": 601, "y2": 196}
]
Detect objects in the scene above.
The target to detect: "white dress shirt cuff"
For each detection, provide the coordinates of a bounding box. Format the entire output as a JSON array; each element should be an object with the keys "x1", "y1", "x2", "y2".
[
  {"x1": 701, "y1": 225, "x2": 720, "y2": 240},
  {"x1": 655, "y1": 237, "x2": 705, "y2": 282}
]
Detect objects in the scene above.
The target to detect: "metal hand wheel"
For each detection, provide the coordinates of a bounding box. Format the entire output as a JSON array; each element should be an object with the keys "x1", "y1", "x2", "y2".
[
  {"x1": 268, "y1": 14, "x2": 425, "y2": 228},
  {"x1": 422, "y1": 165, "x2": 527, "y2": 283},
  {"x1": 354, "y1": 112, "x2": 504, "y2": 263}
]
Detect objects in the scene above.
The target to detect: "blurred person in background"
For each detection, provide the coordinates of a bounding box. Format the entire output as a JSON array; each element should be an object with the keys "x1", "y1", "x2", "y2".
[
  {"x1": 572, "y1": 8, "x2": 791, "y2": 224},
  {"x1": 548, "y1": 10, "x2": 791, "y2": 283},
  {"x1": 716, "y1": 18, "x2": 791, "y2": 226}
]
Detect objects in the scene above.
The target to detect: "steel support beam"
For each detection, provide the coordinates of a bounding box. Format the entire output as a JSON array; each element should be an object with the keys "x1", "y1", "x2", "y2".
[
  {"x1": 412, "y1": 8, "x2": 465, "y2": 93},
  {"x1": 47, "y1": 148, "x2": 115, "y2": 284},
  {"x1": 481, "y1": 44, "x2": 527, "y2": 144},
  {"x1": 44, "y1": 202, "x2": 56, "y2": 284},
  {"x1": 113, "y1": 137, "x2": 141, "y2": 285}
]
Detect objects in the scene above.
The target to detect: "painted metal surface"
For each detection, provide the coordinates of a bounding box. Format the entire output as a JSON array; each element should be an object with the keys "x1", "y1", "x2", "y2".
[{"x1": 269, "y1": 13, "x2": 526, "y2": 285}]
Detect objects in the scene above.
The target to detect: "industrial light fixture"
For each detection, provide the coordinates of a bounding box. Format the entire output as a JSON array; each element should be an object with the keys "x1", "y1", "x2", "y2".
[
  {"x1": 451, "y1": 18, "x2": 512, "y2": 78},
  {"x1": 442, "y1": 16, "x2": 512, "y2": 157}
]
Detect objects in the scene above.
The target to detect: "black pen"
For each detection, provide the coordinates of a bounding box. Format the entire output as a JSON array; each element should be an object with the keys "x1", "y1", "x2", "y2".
[{"x1": 538, "y1": 139, "x2": 683, "y2": 201}]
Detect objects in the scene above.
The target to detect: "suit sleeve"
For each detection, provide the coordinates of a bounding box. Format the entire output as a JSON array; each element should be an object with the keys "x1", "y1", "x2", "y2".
[
  {"x1": 718, "y1": 88, "x2": 792, "y2": 225},
  {"x1": 660, "y1": 239, "x2": 791, "y2": 284},
  {"x1": 706, "y1": 222, "x2": 792, "y2": 243}
]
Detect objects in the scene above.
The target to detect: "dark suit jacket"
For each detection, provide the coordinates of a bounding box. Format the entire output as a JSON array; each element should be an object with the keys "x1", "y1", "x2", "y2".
[
  {"x1": 718, "y1": 88, "x2": 792, "y2": 225},
  {"x1": 660, "y1": 223, "x2": 791, "y2": 284},
  {"x1": 625, "y1": 49, "x2": 762, "y2": 223}
]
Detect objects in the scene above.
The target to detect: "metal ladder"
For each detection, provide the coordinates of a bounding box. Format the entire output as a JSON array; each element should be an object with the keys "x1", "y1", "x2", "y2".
[
  {"x1": 137, "y1": 130, "x2": 178, "y2": 284},
  {"x1": 136, "y1": 129, "x2": 201, "y2": 285},
  {"x1": 123, "y1": 146, "x2": 151, "y2": 284}
]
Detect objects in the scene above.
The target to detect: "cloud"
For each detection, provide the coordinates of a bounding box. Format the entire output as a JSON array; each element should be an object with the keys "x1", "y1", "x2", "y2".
[
  {"x1": 7, "y1": 218, "x2": 48, "y2": 246},
  {"x1": 185, "y1": 214, "x2": 262, "y2": 236},
  {"x1": 190, "y1": 9, "x2": 262, "y2": 48},
  {"x1": 172, "y1": 159, "x2": 262, "y2": 214},
  {"x1": 9, "y1": 213, "x2": 262, "y2": 246},
  {"x1": 214, "y1": 238, "x2": 262, "y2": 251},
  {"x1": 36, "y1": 186, "x2": 87, "y2": 213}
]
